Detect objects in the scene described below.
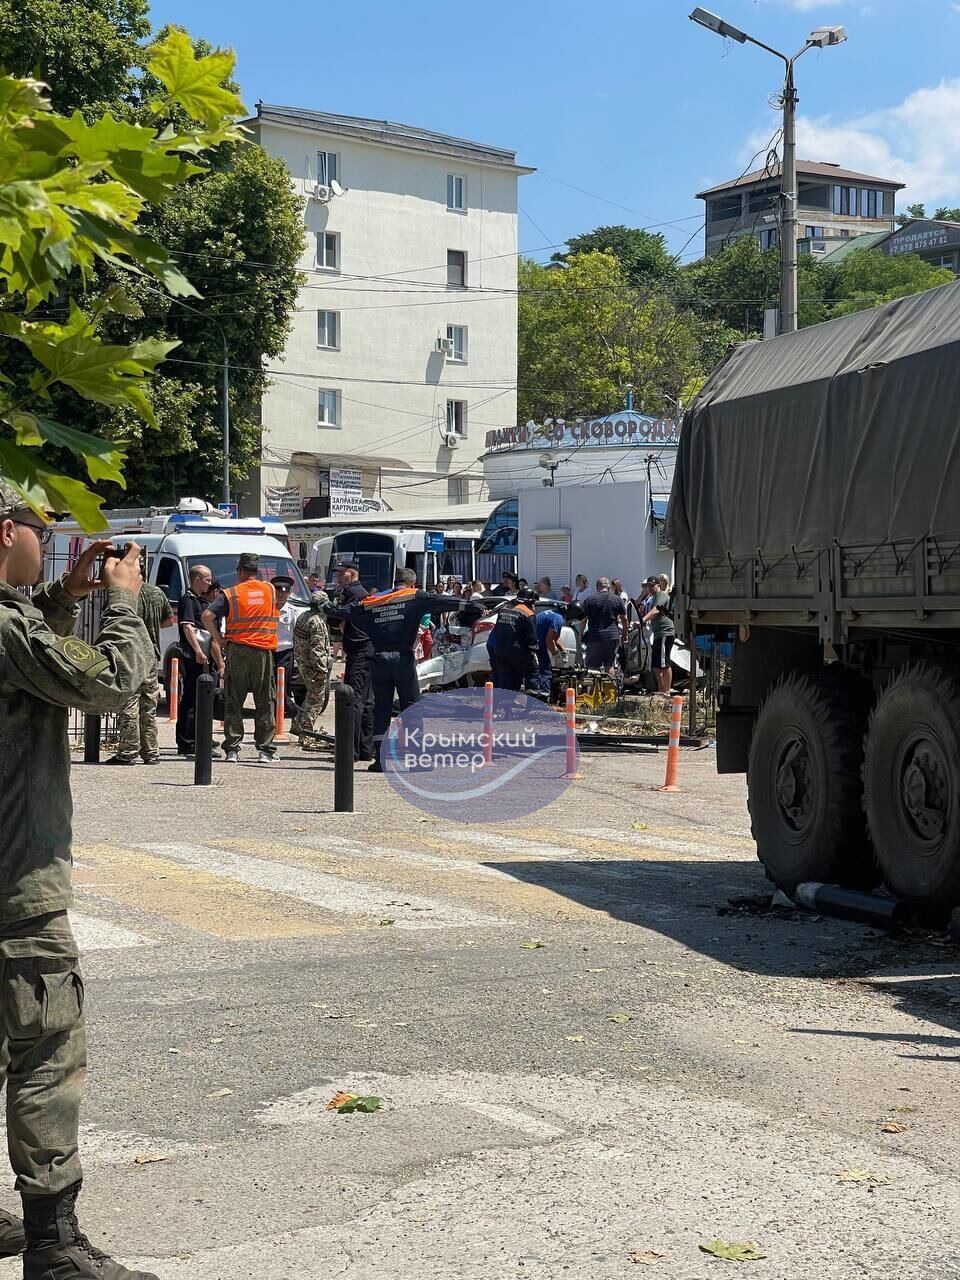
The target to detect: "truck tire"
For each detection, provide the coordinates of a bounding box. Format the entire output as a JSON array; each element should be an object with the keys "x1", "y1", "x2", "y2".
[
  {"x1": 747, "y1": 671, "x2": 876, "y2": 893},
  {"x1": 863, "y1": 662, "x2": 960, "y2": 910}
]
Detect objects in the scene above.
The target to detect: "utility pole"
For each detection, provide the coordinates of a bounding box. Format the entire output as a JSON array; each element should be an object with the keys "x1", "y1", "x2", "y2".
[
  {"x1": 220, "y1": 336, "x2": 231, "y2": 504},
  {"x1": 780, "y1": 64, "x2": 799, "y2": 333},
  {"x1": 689, "y1": 9, "x2": 846, "y2": 337}
]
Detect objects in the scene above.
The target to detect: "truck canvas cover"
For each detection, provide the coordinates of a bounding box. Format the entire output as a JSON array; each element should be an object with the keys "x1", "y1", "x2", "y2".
[{"x1": 666, "y1": 279, "x2": 960, "y2": 558}]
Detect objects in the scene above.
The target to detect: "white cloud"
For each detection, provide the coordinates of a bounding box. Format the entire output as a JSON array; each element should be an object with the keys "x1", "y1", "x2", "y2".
[{"x1": 745, "y1": 78, "x2": 960, "y2": 209}]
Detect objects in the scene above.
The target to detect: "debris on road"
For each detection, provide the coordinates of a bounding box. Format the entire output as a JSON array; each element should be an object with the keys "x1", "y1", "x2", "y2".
[
  {"x1": 326, "y1": 1091, "x2": 382, "y2": 1114},
  {"x1": 205, "y1": 1088, "x2": 234, "y2": 1099},
  {"x1": 880, "y1": 1120, "x2": 907, "y2": 1134},
  {"x1": 699, "y1": 1239, "x2": 766, "y2": 1261},
  {"x1": 629, "y1": 1249, "x2": 669, "y2": 1264},
  {"x1": 520, "y1": 939, "x2": 546, "y2": 949},
  {"x1": 836, "y1": 1168, "x2": 890, "y2": 1186}
]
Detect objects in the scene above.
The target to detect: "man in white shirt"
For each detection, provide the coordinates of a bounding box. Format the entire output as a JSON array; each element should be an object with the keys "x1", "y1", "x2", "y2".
[
  {"x1": 574, "y1": 574, "x2": 591, "y2": 603},
  {"x1": 272, "y1": 576, "x2": 300, "y2": 719}
]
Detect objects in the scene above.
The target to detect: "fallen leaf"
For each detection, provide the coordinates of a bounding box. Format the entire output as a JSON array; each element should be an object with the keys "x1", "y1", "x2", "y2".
[
  {"x1": 881, "y1": 1121, "x2": 907, "y2": 1134},
  {"x1": 326, "y1": 1091, "x2": 382, "y2": 1114},
  {"x1": 205, "y1": 1088, "x2": 233, "y2": 1099},
  {"x1": 585, "y1": 967, "x2": 607, "y2": 973},
  {"x1": 894, "y1": 1104, "x2": 918, "y2": 1114},
  {"x1": 631, "y1": 822, "x2": 649, "y2": 831},
  {"x1": 378, "y1": 918, "x2": 396, "y2": 926},
  {"x1": 565, "y1": 1035, "x2": 586, "y2": 1043},
  {"x1": 629, "y1": 1250, "x2": 668, "y2": 1264},
  {"x1": 836, "y1": 1168, "x2": 890, "y2": 1186},
  {"x1": 699, "y1": 1239, "x2": 766, "y2": 1261},
  {"x1": 133, "y1": 1153, "x2": 167, "y2": 1165},
  {"x1": 520, "y1": 939, "x2": 546, "y2": 949},
  {"x1": 608, "y1": 1012, "x2": 633, "y2": 1024}
]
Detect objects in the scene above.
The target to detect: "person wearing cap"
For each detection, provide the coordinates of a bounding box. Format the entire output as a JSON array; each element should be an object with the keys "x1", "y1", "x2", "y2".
[
  {"x1": 487, "y1": 587, "x2": 540, "y2": 691},
  {"x1": 202, "y1": 552, "x2": 279, "y2": 763},
  {"x1": 271, "y1": 575, "x2": 301, "y2": 722},
  {"x1": 106, "y1": 578, "x2": 173, "y2": 766},
  {"x1": 291, "y1": 589, "x2": 332, "y2": 748},
  {"x1": 0, "y1": 482, "x2": 159, "y2": 1279},
  {"x1": 333, "y1": 561, "x2": 375, "y2": 762}
]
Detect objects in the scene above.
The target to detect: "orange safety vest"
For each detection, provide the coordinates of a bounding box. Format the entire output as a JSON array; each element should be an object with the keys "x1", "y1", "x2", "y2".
[{"x1": 223, "y1": 579, "x2": 279, "y2": 650}]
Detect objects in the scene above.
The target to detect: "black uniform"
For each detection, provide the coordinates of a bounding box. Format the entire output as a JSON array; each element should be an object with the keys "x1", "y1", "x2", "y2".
[
  {"x1": 175, "y1": 589, "x2": 208, "y2": 755},
  {"x1": 336, "y1": 581, "x2": 375, "y2": 760},
  {"x1": 329, "y1": 586, "x2": 461, "y2": 747},
  {"x1": 488, "y1": 601, "x2": 539, "y2": 691}
]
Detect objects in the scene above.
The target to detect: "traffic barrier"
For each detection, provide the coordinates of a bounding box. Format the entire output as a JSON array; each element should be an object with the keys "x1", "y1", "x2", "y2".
[
  {"x1": 194, "y1": 674, "x2": 214, "y2": 786},
  {"x1": 483, "y1": 681, "x2": 494, "y2": 766},
  {"x1": 168, "y1": 657, "x2": 179, "y2": 722},
  {"x1": 658, "y1": 695, "x2": 684, "y2": 792},
  {"x1": 275, "y1": 665, "x2": 289, "y2": 743},
  {"x1": 83, "y1": 713, "x2": 101, "y2": 764},
  {"x1": 334, "y1": 683, "x2": 355, "y2": 812},
  {"x1": 565, "y1": 687, "x2": 579, "y2": 779}
]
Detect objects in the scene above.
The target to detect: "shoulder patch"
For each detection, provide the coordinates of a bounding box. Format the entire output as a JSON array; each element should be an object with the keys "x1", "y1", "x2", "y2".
[{"x1": 60, "y1": 638, "x2": 101, "y2": 671}]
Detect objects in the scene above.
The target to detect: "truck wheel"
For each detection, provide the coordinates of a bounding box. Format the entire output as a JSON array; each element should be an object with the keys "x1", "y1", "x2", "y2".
[
  {"x1": 863, "y1": 662, "x2": 960, "y2": 910},
  {"x1": 748, "y1": 671, "x2": 876, "y2": 893}
]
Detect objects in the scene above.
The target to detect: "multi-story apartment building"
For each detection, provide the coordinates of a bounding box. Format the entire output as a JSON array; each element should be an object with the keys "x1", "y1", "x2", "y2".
[
  {"x1": 246, "y1": 104, "x2": 533, "y2": 518},
  {"x1": 696, "y1": 160, "x2": 903, "y2": 259}
]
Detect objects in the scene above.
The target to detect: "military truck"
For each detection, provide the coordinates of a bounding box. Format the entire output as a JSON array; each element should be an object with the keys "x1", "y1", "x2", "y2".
[{"x1": 666, "y1": 280, "x2": 960, "y2": 913}]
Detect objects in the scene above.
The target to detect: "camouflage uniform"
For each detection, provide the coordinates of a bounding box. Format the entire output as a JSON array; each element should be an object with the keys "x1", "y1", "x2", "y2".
[
  {"x1": 291, "y1": 592, "x2": 330, "y2": 743},
  {"x1": 114, "y1": 583, "x2": 172, "y2": 763},
  {"x1": 0, "y1": 577, "x2": 149, "y2": 1204}
]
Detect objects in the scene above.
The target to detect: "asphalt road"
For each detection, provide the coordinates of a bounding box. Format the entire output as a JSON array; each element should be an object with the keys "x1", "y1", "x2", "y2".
[{"x1": 7, "y1": 715, "x2": 960, "y2": 1280}]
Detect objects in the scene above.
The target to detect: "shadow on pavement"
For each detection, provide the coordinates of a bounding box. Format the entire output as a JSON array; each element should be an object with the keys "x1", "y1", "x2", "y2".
[{"x1": 486, "y1": 855, "x2": 960, "y2": 1037}]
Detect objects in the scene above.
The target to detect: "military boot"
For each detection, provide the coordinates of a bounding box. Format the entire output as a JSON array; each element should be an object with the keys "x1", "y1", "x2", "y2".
[
  {"x1": 22, "y1": 1181, "x2": 158, "y2": 1280},
  {"x1": 0, "y1": 1206, "x2": 25, "y2": 1255}
]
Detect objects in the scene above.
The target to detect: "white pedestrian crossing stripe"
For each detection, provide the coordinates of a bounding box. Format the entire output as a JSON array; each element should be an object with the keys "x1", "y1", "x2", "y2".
[{"x1": 70, "y1": 911, "x2": 156, "y2": 952}]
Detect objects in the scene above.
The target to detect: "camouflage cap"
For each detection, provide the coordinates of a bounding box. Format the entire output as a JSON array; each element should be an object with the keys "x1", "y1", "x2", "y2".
[
  {"x1": 0, "y1": 480, "x2": 30, "y2": 518},
  {"x1": 311, "y1": 589, "x2": 330, "y2": 606}
]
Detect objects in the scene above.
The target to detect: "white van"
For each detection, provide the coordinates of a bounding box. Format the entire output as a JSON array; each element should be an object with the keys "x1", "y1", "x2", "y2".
[{"x1": 47, "y1": 501, "x2": 308, "y2": 693}]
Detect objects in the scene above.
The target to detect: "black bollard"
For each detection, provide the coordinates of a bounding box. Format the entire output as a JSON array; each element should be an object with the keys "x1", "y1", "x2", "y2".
[
  {"x1": 334, "y1": 683, "x2": 355, "y2": 813},
  {"x1": 83, "y1": 713, "x2": 101, "y2": 764},
  {"x1": 194, "y1": 673, "x2": 214, "y2": 786}
]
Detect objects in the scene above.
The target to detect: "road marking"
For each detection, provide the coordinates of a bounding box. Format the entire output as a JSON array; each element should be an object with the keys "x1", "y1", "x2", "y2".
[
  {"x1": 454, "y1": 1101, "x2": 566, "y2": 1139},
  {"x1": 213, "y1": 834, "x2": 508, "y2": 879},
  {"x1": 438, "y1": 829, "x2": 587, "y2": 859},
  {"x1": 76, "y1": 845, "x2": 344, "y2": 941},
  {"x1": 574, "y1": 826, "x2": 752, "y2": 858},
  {"x1": 70, "y1": 911, "x2": 155, "y2": 952},
  {"x1": 139, "y1": 844, "x2": 505, "y2": 930}
]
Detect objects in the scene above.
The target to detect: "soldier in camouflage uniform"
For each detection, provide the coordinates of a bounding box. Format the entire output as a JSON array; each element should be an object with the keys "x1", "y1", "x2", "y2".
[
  {"x1": 108, "y1": 580, "x2": 173, "y2": 765},
  {"x1": 0, "y1": 483, "x2": 158, "y2": 1280},
  {"x1": 291, "y1": 590, "x2": 331, "y2": 748}
]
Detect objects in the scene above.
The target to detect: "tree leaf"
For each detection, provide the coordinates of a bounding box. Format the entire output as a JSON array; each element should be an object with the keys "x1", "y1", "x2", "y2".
[
  {"x1": 0, "y1": 440, "x2": 108, "y2": 531},
  {"x1": 326, "y1": 1091, "x2": 381, "y2": 1114},
  {"x1": 133, "y1": 1152, "x2": 168, "y2": 1164},
  {"x1": 33, "y1": 418, "x2": 126, "y2": 485},
  {"x1": 629, "y1": 1250, "x2": 668, "y2": 1264},
  {"x1": 608, "y1": 1012, "x2": 633, "y2": 1024},
  {"x1": 836, "y1": 1168, "x2": 890, "y2": 1186},
  {"x1": 880, "y1": 1121, "x2": 907, "y2": 1134},
  {"x1": 205, "y1": 1087, "x2": 233, "y2": 1099},
  {"x1": 699, "y1": 1239, "x2": 766, "y2": 1261},
  {"x1": 145, "y1": 30, "x2": 245, "y2": 126},
  {"x1": 520, "y1": 939, "x2": 546, "y2": 949}
]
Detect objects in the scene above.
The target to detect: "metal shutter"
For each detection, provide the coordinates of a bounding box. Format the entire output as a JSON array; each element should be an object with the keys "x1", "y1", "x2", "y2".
[{"x1": 533, "y1": 531, "x2": 571, "y2": 585}]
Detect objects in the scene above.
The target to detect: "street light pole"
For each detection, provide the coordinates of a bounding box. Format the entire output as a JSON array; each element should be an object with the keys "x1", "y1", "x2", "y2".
[{"x1": 689, "y1": 9, "x2": 846, "y2": 336}]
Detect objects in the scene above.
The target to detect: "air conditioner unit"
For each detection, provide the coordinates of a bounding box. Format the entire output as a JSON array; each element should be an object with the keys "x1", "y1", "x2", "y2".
[
  {"x1": 435, "y1": 337, "x2": 453, "y2": 355},
  {"x1": 444, "y1": 432, "x2": 461, "y2": 449},
  {"x1": 312, "y1": 182, "x2": 331, "y2": 202}
]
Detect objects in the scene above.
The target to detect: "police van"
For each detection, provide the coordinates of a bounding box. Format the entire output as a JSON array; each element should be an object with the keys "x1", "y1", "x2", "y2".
[{"x1": 47, "y1": 498, "x2": 309, "y2": 695}]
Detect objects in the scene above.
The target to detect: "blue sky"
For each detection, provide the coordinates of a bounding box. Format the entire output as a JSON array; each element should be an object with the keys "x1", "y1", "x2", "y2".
[{"x1": 151, "y1": 0, "x2": 960, "y2": 263}]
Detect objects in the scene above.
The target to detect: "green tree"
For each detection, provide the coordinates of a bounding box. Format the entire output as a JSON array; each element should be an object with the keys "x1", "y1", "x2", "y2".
[
  {"x1": 518, "y1": 252, "x2": 704, "y2": 424},
  {"x1": 0, "y1": 3, "x2": 305, "y2": 507},
  {"x1": 934, "y1": 206, "x2": 960, "y2": 221},
  {"x1": 828, "y1": 249, "x2": 954, "y2": 317},
  {"x1": 0, "y1": 34, "x2": 246, "y2": 529},
  {"x1": 896, "y1": 201, "x2": 928, "y2": 227},
  {"x1": 552, "y1": 225, "x2": 679, "y2": 289},
  {"x1": 0, "y1": 0, "x2": 150, "y2": 114}
]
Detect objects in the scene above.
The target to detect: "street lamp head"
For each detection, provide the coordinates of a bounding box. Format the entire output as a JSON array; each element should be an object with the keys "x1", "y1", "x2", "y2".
[
  {"x1": 689, "y1": 7, "x2": 747, "y2": 43},
  {"x1": 808, "y1": 24, "x2": 846, "y2": 48}
]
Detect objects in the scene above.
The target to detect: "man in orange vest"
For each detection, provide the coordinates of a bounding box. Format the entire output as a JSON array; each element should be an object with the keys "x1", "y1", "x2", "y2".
[{"x1": 202, "y1": 552, "x2": 279, "y2": 762}]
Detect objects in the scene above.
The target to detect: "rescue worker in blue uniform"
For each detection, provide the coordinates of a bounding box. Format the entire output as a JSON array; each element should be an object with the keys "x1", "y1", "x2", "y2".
[
  {"x1": 487, "y1": 587, "x2": 540, "y2": 691},
  {"x1": 327, "y1": 568, "x2": 461, "y2": 771}
]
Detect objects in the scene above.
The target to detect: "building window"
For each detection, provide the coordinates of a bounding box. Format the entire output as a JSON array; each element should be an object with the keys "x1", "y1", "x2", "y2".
[
  {"x1": 805, "y1": 226, "x2": 825, "y2": 238},
  {"x1": 446, "y1": 399, "x2": 467, "y2": 437},
  {"x1": 759, "y1": 227, "x2": 778, "y2": 251},
  {"x1": 317, "y1": 310, "x2": 340, "y2": 349},
  {"x1": 747, "y1": 188, "x2": 776, "y2": 215},
  {"x1": 832, "y1": 185, "x2": 885, "y2": 217},
  {"x1": 447, "y1": 174, "x2": 466, "y2": 211},
  {"x1": 316, "y1": 232, "x2": 339, "y2": 271},
  {"x1": 447, "y1": 249, "x2": 467, "y2": 288},
  {"x1": 707, "y1": 194, "x2": 742, "y2": 221},
  {"x1": 446, "y1": 324, "x2": 467, "y2": 362},
  {"x1": 448, "y1": 476, "x2": 466, "y2": 504},
  {"x1": 317, "y1": 151, "x2": 338, "y2": 185},
  {"x1": 317, "y1": 389, "x2": 340, "y2": 427}
]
